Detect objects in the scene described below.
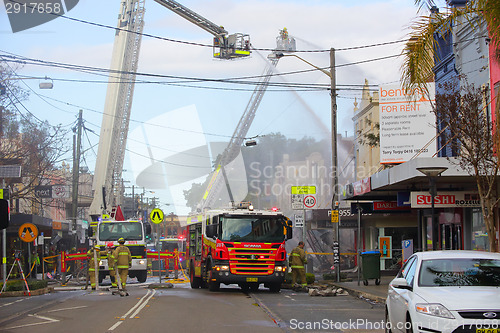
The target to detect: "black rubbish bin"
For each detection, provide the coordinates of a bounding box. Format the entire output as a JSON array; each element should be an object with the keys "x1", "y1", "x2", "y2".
[{"x1": 361, "y1": 251, "x2": 381, "y2": 286}]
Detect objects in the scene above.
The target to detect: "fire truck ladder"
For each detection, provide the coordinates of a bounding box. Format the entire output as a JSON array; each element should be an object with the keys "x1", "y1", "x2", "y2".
[
  {"x1": 89, "y1": 0, "x2": 145, "y2": 221},
  {"x1": 154, "y1": 0, "x2": 250, "y2": 59},
  {"x1": 200, "y1": 29, "x2": 296, "y2": 210}
]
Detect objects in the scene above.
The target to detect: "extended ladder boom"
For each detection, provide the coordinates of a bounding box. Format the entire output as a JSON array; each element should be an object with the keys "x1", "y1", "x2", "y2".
[
  {"x1": 154, "y1": 0, "x2": 250, "y2": 59},
  {"x1": 200, "y1": 29, "x2": 296, "y2": 210}
]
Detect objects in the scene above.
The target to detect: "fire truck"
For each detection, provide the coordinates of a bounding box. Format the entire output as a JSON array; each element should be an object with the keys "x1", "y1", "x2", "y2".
[
  {"x1": 187, "y1": 203, "x2": 292, "y2": 292},
  {"x1": 94, "y1": 220, "x2": 149, "y2": 283}
]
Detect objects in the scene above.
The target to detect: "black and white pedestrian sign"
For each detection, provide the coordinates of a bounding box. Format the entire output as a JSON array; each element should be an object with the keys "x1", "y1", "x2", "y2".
[
  {"x1": 150, "y1": 208, "x2": 164, "y2": 224},
  {"x1": 303, "y1": 195, "x2": 316, "y2": 208},
  {"x1": 333, "y1": 241, "x2": 340, "y2": 264},
  {"x1": 294, "y1": 214, "x2": 304, "y2": 228}
]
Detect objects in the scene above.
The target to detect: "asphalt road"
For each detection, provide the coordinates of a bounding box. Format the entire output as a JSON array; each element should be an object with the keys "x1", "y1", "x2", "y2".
[{"x1": 0, "y1": 281, "x2": 385, "y2": 333}]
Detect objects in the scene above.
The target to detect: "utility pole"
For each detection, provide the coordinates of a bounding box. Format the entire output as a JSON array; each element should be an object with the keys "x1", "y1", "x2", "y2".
[
  {"x1": 71, "y1": 110, "x2": 83, "y2": 248},
  {"x1": 330, "y1": 48, "x2": 340, "y2": 282}
]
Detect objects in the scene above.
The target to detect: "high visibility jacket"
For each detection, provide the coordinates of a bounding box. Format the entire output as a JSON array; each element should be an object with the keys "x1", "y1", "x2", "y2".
[
  {"x1": 87, "y1": 249, "x2": 101, "y2": 271},
  {"x1": 107, "y1": 249, "x2": 115, "y2": 269},
  {"x1": 112, "y1": 245, "x2": 131, "y2": 269},
  {"x1": 289, "y1": 246, "x2": 307, "y2": 269}
]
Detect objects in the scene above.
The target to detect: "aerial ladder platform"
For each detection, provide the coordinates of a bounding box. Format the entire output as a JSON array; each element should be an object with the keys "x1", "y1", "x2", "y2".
[
  {"x1": 199, "y1": 28, "x2": 296, "y2": 211},
  {"x1": 89, "y1": 0, "x2": 251, "y2": 221}
]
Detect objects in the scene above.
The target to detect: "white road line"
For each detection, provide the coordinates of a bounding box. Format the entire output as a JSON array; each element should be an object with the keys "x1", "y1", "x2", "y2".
[
  {"x1": 3, "y1": 314, "x2": 59, "y2": 330},
  {"x1": 121, "y1": 289, "x2": 152, "y2": 319},
  {"x1": 129, "y1": 289, "x2": 156, "y2": 318},
  {"x1": 108, "y1": 289, "x2": 155, "y2": 331},
  {"x1": 0, "y1": 299, "x2": 25, "y2": 308},
  {"x1": 46, "y1": 305, "x2": 88, "y2": 313}
]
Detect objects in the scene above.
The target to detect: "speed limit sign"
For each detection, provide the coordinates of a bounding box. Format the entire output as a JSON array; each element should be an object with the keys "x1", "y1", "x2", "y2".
[{"x1": 303, "y1": 195, "x2": 316, "y2": 208}]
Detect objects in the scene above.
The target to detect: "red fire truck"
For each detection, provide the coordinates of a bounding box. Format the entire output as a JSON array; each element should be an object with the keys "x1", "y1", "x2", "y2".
[{"x1": 187, "y1": 203, "x2": 293, "y2": 292}]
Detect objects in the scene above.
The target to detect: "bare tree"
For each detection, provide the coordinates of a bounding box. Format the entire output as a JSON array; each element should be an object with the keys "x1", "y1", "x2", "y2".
[
  {"x1": 435, "y1": 78, "x2": 499, "y2": 252},
  {"x1": 1, "y1": 62, "x2": 71, "y2": 213}
]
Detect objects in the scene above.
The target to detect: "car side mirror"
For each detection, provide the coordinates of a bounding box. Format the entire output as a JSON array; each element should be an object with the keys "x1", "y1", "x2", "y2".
[{"x1": 391, "y1": 277, "x2": 412, "y2": 291}]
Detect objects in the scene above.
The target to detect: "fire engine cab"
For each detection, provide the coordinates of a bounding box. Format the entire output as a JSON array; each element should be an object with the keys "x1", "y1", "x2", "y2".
[{"x1": 187, "y1": 203, "x2": 292, "y2": 292}]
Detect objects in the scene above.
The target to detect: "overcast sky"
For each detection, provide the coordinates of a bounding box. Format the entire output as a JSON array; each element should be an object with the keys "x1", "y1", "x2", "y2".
[{"x1": 0, "y1": 0, "x2": 442, "y2": 214}]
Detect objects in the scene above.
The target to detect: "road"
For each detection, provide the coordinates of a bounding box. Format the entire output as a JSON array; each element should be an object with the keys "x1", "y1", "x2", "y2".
[{"x1": 0, "y1": 281, "x2": 384, "y2": 333}]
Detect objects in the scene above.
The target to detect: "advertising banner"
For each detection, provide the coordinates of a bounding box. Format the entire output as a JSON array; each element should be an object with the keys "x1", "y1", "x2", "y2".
[
  {"x1": 410, "y1": 191, "x2": 481, "y2": 208},
  {"x1": 379, "y1": 83, "x2": 436, "y2": 164}
]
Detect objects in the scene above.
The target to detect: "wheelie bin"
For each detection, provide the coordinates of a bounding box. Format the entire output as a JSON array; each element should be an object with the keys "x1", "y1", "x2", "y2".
[{"x1": 361, "y1": 251, "x2": 381, "y2": 285}]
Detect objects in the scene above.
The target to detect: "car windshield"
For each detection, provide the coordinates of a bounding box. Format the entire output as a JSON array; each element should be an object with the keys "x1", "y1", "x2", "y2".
[
  {"x1": 419, "y1": 258, "x2": 500, "y2": 287},
  {"x1": 98, "y1": 222, "x2": 143, "y2": 241},
  {"x1": 220, "y1": 215, "x2": 285, "y2": 243}
]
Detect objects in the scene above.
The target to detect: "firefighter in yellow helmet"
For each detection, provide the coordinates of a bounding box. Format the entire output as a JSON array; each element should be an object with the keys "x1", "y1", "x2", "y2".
[
  {"x1": 289, "y1": 241, "x2": 307, "y2": 287},
  {"x1": 112, "y1": 237, "x2": 131, "y2": 291},
  {"x1": 87, "y1": 244, "x2": 101, "y2": 290},
  {"x1": 106, "y1": 242, "x2": 117, "y2": 288}
]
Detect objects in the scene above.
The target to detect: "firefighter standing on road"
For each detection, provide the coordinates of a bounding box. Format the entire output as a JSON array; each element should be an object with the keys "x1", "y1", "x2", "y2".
[
  {"x1": 87, "y1": 244, "x2": 101, "y2": 290},
  {"x1": 106, "y1": 242, "x2": 117, "y2": 288},
  {"x1": 289, "y1": 241, "x2": 307, "y2": 287},
  {"x1": 112, "y1": 238, "x2": 131, "y2": 291}
]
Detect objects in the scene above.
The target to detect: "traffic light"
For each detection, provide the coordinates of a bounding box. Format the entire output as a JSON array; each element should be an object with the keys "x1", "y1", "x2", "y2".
[{"x1": 0, "y1": 199, "x2": 9, "y2": 230}]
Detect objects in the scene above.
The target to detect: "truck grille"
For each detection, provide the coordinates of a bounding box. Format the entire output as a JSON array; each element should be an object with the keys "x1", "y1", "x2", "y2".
[
  {"x1": 228, "y1": 248, "x2": 277, "y2": 275},
  {"x1": 128, "y1": 245, "x2": 146, "y2": 258}
]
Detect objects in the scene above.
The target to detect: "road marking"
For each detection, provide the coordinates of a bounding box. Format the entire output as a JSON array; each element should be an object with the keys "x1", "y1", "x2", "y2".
[
  {"x1": 3, "y1": 314, "x2": 59, "y2": 330},
  {"x1": 47, "y1": 305, "x2": 88, "y2": 313},
  {"x1": 129, "y1": 289, "x2": 155, "y2": 318},
  {"x1": 108, "y1": 289, "x2": 156, "y2": 331},
  {"x1": 284, "y1": 295, "x2": 295, "y2": 301},
  {"x1": 0, "y1": 298, "x2": 25, "y2": 308}
]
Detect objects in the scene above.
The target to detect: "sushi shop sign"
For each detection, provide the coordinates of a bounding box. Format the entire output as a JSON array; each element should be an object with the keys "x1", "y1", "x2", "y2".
[{"x1": 411, "y1": 191, "x2": 481, "y2": 208}]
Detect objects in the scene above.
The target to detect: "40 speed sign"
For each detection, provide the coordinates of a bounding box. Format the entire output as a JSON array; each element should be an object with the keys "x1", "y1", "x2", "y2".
[{"x1": 303, "y1": 195, "x2": 316, "y2": 208}]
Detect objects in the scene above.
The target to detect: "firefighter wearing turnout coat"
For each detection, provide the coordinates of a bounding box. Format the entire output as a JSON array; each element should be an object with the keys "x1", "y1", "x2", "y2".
[
  {"x1": 106, "y1": 243, "x2": 117, "y2": 288},
  {"x1": 87, "y1": 245, "x2": 101, "y2": 290},
  {"x1": 289, "y1": 241, "x2": 307, "y2": 287},
  {"x1": 112, "y1": 238, "x2": 132, "y2": 290}
]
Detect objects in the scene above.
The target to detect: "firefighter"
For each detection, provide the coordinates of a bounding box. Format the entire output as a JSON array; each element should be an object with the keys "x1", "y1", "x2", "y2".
[
  {"x1": 289, "y1": 241, "x2": 307, "y2": 287},
  {"x1": 87, "y1": 244, "x2": 101, "y2": 290},
  {"x1": 112, "y1": 237, "x2": 131, "y2": 291},
  {"x1": 106, "y1": 242, "x2": 117, "y2": 288}
]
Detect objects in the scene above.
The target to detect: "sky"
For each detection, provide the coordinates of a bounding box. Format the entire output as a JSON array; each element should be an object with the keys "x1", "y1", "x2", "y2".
[{"x1": 0, "y1": 0, "x2": 440, "y2": 215}]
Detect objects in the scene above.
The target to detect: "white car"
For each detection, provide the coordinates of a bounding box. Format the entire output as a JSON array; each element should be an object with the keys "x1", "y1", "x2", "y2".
[{"x1": 385, "y1": 250, "x2": 500, "y2": 333}]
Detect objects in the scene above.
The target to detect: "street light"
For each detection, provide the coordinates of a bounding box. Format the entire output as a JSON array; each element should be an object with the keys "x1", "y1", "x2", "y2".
[
  {"x1": 269, "y1": 49, "x2": 339, "y2": 279},
  {"x1": 417, "y1": 167, "x2": 448, "y2": 251}
]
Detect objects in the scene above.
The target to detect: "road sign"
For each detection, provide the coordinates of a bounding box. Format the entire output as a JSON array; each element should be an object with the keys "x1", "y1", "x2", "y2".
[
  {"x1": 19, "y1": 223, "x2": 38, "y2": 243},
  {"x1": 291, "y1": 194, "x2": 304, "y2": 210},
  {"x1": 291, "y1": 186, "x2": 316, "y2": 195},
  {"x1": 303, "y1": 195, "x2": 316, "y2": 208},
  {"x1": 333, "y1": 241, "x2": 340, "y2": 264},
  {"x1": 331, "y1": 209, "x2": 339, "y2": 223},
  {"x1": 150, "y1": 208, "x2": 164, "y2": 224},
  {"x1": 294, "y1": 214, "x2": 304, "y2": 228}
]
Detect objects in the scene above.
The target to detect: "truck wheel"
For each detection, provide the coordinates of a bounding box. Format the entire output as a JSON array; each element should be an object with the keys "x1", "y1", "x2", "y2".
[
  {"x1": 98, "y1": 271, "x2": 106, "y2": 284},
  {"x1": 190, "y1": 262, "x2": 201, "y2": 289},
  {"x1": 207, "y1": 267, "x2": 220, "y2": 291},
  {"x1": 269, "y1": 283, "x2": 281, "y2": 293},
  {"x1": 136, "y1": 270, "x2": 147, "y2": 283}
]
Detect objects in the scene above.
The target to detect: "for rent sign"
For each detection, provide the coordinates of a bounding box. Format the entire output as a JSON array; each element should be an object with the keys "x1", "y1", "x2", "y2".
[
  {"x1": 410, "y1": 191, "x2": 481, "y2": 208},
  {"x1": 379, "y1": 83, "x2": 436, "y2": 164}
]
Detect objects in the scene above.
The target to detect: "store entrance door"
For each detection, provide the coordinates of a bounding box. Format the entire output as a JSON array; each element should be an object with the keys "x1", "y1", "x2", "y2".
[{"x1": 440, "y1": 223, "x2": 462, "y2": 250}]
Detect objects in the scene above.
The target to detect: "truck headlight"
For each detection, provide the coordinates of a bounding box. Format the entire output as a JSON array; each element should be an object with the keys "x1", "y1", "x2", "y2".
[
  {"x1": 139, "y1": 260, "x2": 145, "y2": 265},
  {"x1": 274, "y1": 266, "x2": 285, "y2": 272},
  {"x1": 215, "y1": 265, "x2": 229, "y2": 272}
]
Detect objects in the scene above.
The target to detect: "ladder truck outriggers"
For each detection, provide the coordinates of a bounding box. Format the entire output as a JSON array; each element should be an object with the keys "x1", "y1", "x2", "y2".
[
  {"x1": 88, "y1": 0, "x2": 251, "y2": 284},
  {"x1": 187, "y1": 202, "x2": 293, "y2": 292}
]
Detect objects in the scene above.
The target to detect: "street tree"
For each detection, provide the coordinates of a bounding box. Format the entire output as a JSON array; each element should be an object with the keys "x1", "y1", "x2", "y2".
[
  {"x1": 435, "y1": 79, "x2": 498, "y2": 251},
  {"x1": 0, "y1": 62, "x2": 71, "y2": 213}
]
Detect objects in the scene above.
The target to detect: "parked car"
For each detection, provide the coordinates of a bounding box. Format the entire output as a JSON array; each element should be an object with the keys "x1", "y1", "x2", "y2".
[{"x1": 385, "y1": 250, "x2": 500, "y2": 333}]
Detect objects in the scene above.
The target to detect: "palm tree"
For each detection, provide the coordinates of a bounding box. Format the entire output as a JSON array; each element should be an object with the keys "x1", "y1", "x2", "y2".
[{"x1": 401, "y1": 0, "x2": 500, "y2": 93}]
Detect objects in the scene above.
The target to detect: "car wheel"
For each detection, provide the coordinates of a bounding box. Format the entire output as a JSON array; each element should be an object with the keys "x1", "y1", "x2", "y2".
[
  {"x1": 406, "y1": 314, "x2": 413, "y2": 333},
  {"x1": 384, "y1": 308, "x2": 392, "y2": 333}
]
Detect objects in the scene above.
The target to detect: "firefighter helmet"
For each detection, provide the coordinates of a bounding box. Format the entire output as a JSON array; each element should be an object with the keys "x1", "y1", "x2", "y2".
[
  {"x1": 118, "y1": 237, "x2": 125, "y2": 244},
  {"x1": 94, "y1": 244, "x2": 100, "y2": 249},
  {"x1": 106, "y1": 242, "x2": 114, "y2": 249}
]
